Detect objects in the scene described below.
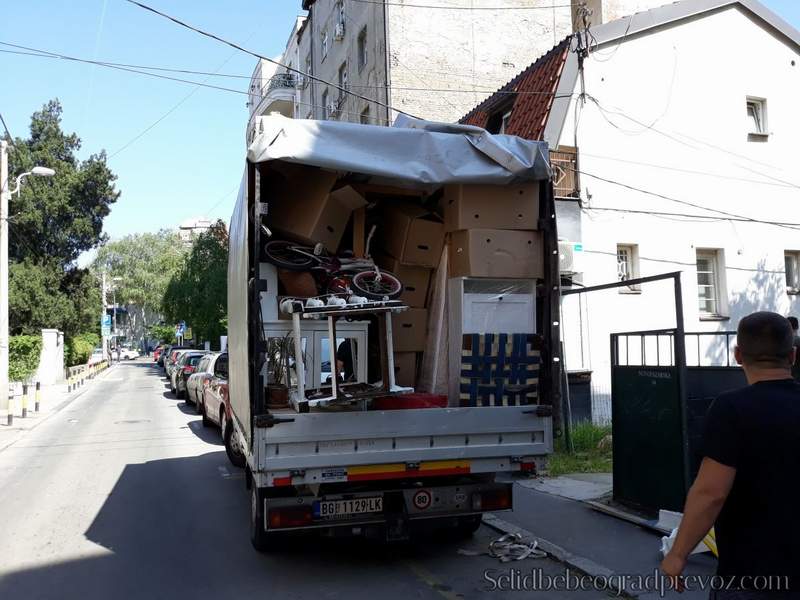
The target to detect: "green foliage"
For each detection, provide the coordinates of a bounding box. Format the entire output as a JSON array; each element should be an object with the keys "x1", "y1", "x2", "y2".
[
  {"x1": 7, "y1": 99, "x2": 115, "y2": 338},
  {"x1": 548, "y1": 422, "x2": 613, "y2": 477},
  {"x1": 162, "y1": 221, "x2": 228, "y2": 346},
  {"x1": 66, "y1": 332, "x2": 100, "y2": 366},
  {"x1": 8, "y1": 259, "x2": 101, "y2": 339},
  {"x1": 149, "y1": 324, "x2": 177, "y2": 344},
  {"x1": 9, "y1": 335, "x2": 42, "y2": 382},
  {"x1": 95, "y1": 229, "x2": 186, "y2": 317}
]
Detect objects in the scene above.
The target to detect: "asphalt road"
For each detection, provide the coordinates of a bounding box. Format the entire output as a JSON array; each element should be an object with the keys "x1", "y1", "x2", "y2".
[{"x1": 0, "y1": 360, "x2": 600, "y2": 600}]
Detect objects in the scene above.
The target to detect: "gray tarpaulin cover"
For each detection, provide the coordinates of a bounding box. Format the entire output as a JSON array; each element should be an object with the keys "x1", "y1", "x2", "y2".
[
  {"x1": 246, "y1": 114, "x2": 551, "y2": 187},
  {"x1": 229, "y1": 116, "x2": 551, "y2": 441}
]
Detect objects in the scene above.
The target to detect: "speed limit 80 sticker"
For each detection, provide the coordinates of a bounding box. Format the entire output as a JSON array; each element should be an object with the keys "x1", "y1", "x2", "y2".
[{"x1": 412, "y1": 490, "x2": 433, "y2": 510}]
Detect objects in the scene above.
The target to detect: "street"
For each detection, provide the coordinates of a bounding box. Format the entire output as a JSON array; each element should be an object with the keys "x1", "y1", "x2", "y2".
[{"x1": 0, "y1": 360, "x2": 597, "y2": 600}]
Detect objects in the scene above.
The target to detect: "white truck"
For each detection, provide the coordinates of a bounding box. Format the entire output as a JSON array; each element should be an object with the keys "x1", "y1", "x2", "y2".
[{"x1": 227, "y1": 116, "x2": 561, "y2": 551}]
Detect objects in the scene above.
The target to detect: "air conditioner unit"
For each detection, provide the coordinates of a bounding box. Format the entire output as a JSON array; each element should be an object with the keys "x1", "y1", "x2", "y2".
[
  {"x1": 327, "y1": 102, "x2": 339, "y2": 118},
  {"x1": 334, "y1": 22, "x2": 345, "y2": 40},
  {"x1": 558, "y1": 240, "x2": 584, "y2": 274}
]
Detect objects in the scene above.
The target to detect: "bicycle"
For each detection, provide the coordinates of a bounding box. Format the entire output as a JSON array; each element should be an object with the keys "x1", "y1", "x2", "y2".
[{"x1": 263, "y1": 237, "x2": 404, "y2": 300}]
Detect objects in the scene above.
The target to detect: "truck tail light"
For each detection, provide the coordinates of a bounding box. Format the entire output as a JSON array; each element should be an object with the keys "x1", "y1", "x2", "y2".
[
  {"x1": 268, "y1": 506, "x2": 313, "y2": 529},
  {"x1": 472, "y1": 488, "x2": 512, "y2": 512},
  {"x1": 520, "y1": 462, "x2": 536, "y2": 474}
]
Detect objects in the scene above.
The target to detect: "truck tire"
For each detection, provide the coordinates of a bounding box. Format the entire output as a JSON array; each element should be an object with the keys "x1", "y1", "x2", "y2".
[
  {"x1": 222, "y1": 410, "x2": 246, "y2": 468},
  {"x1": 456, "y1": 515, "x2": 483, "y2": 536},
  {"x1": 250, "y1": 486, "x2": 270, "y2": 552}
]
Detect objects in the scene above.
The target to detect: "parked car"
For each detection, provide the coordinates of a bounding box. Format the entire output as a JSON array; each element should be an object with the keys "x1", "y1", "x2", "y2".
[
  {"x1": 186, "y1": 352, "x2": 219, "y2": 406},
  {"x1": 171, "y1": 351, "x2": 207, "y2": 398},
  {"x1": 165, "y1": 348, "x2": 192, "y2": 380},
  {"x1": 88, "y1": 347, "x2": 104, "y2": 365},
  {"x1": 153, "y1": 346, "x2": 166, "y2": 363},
  {"x1": 199, "y1": 353, "x2": 244, "y2": 467},
  {"x1": 120, "y1": 347, "x2": 140, "y2": 360}
]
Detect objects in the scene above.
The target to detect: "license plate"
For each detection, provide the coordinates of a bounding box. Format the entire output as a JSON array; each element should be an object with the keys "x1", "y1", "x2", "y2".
[{"x1": 313, "y1": 496, "x2": 383, "y2": 519}]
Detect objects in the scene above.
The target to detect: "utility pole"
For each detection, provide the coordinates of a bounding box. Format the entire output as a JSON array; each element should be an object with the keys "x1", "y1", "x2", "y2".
[
  {"x1": 102, "y1": 270, "x2": 109, "y2": 362},
  {"x1": 0, "y1": 141, "x2": 9, "y2": 409}
]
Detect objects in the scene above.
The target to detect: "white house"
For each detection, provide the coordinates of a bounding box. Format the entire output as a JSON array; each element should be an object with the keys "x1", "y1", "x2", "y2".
[{"x1": 462, "y1": 0, "x2": 800, "y2": 421}]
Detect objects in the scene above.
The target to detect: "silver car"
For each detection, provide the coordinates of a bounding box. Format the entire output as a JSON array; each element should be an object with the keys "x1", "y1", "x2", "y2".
[{"x1": 185, "y1": 353, "x2": 219, "y2": 406}]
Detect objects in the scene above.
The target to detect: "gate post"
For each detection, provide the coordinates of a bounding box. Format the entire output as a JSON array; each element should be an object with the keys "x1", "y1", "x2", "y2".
[{"x1": 673, "y1": 273, "x2": 691, "y2": 497}]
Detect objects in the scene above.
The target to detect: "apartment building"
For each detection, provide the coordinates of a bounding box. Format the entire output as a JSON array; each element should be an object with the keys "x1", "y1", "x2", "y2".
[{"x1": 246, "y1": 0, "x2": 667, "y2": 135}]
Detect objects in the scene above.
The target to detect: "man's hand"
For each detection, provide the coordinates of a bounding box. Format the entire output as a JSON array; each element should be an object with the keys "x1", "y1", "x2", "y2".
[{"x1": 660, "y1": 552, "x2": 687, "y2": 593}]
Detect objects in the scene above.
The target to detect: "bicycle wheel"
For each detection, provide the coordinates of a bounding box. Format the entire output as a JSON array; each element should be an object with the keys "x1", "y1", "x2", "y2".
[
  {"x1": 263, "y1": 240, "x2": 314, "y2": 271},
  {"x1": 351, "y1": 269, "x2": 404, "y2": 300}
]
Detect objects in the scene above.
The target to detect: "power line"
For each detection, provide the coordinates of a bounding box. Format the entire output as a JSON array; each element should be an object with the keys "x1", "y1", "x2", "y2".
[
  {"x1": 0, "y1": 47, "x2": 249, "y2": 96},
  {"x1": 582, "y1": 205, "x2": 800, "y2": 229},
  {"x1": 0, "y1": 42, "x2": 576, "y2": 99},
  {"x1": 574, "y1": 167, "x2": 800, "y2": 231},
  {"x1": 0, "y1": 110, "x2": 12, "y2": 141},
  {"x1": 0, "y1": 42, "x2": 253, "y2": 79},
  {"x1": 348, "y1": 0, "x2": 571, "y2": 9},
  {"x1": 580, "y1": 152, "x2": 796, "y2": 189},
  {"x1": 125, "y1": 0, "x2": 420, "y2": 119}
]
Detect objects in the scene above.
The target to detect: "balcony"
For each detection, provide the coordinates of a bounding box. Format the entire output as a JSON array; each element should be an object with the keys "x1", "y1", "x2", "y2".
[
  {"x1": 550, "y1": 146, "x2": 580, "y2": 199},
  {"x1": 251, "y1": 72, "x2": 297, "y2": 121}
]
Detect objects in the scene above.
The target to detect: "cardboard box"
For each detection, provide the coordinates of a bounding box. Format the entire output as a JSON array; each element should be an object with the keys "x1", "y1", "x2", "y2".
[
  {"x1": 382, "y1": 204, "x2": 444, "y2": 268},
  {"x1": 443, "y1": 183, "x2": 539, "y2": 232},
  {"x1": 448, "y1": 229, "x2": 544, "y2": 278},
  {"x1": 391, "y1": 308, "x2": 428, "y2": 352},
  {"x1": 375, "y1": 254, "x2": 431, "y2": 308},
  {"x1": 267, "y1": 167, "x2": 366, "y2": 251},
  {"x1": 393, "y1": 352, "x2": 418, "y2": 388}
]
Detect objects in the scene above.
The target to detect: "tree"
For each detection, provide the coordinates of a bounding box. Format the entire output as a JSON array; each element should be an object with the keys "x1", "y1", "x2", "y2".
[
  {"x1": 162, "y1": 221, "x2": 228, "y2": 346},
  {"x1": 6, "y1": 99, "x2": 117, "y2": 338},
  {"x1": 94, "y1": 230, "x2": 186, "y2": 346}
]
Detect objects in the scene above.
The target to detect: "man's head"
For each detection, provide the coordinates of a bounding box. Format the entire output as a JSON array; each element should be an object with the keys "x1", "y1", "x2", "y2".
[
  {"x1": 788, "y1": 316, "x2": 799, "y2": 332},
  {"x1": 735, "y1": 311, "x2": 795, "y2": 371}
]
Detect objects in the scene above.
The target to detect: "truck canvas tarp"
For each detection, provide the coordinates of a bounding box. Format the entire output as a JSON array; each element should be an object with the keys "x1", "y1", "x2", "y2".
[{"x1": 227, "y1": 114, "x2": 561, "y2": 549}]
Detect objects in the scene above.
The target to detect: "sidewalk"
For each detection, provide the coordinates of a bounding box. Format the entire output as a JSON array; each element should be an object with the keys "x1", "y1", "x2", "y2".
[
  {"x1": 0, "y1": 365, "x2": 115, "y2": 451},
  {"x1": 490, "y1": 474, "x2": 717, "y2": 599}
]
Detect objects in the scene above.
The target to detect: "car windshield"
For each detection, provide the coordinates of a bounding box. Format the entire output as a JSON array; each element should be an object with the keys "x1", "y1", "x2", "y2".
[{"x1": 186, "y1": 355, "x2": 204, "y2": 366}]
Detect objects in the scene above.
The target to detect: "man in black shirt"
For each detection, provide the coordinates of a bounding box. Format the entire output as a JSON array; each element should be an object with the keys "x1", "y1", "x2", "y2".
[{"x1": 661, "y1": 311, "x2": 799, "y2": 598}]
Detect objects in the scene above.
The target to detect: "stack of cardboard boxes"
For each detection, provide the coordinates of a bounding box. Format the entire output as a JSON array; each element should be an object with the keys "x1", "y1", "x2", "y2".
[
  {"x1": 444, "y1": 183, "x2": 543, "y2": 279},
  {"x1": 377, "y1": 204, "x2": 444, "y2": 388}
]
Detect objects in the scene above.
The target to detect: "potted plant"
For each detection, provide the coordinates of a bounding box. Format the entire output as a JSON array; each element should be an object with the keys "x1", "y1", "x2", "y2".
[{"x1": 266, "y1": 333, "x2": 294, "y2": 408}]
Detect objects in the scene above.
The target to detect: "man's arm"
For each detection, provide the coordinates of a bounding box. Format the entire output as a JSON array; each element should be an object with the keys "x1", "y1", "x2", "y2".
[{"x1": 661, "y1": 457, "x2": 736, "y2": 585}]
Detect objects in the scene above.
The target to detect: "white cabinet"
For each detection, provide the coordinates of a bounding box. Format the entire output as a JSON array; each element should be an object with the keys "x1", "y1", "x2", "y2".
[
  {"x1": 263, "y1": 320, "x2": 369, "y2": 390},
  {"x1": 447, "y1": 278, "x2": 537, "y2": 400}
]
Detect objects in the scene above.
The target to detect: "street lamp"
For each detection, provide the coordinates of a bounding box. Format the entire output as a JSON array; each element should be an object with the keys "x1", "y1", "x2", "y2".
[{"x1": 1, "y1": 140, "x2": 56, "y2": 409}]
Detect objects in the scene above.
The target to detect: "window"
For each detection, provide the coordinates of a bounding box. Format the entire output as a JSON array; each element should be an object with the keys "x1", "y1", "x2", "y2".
[
  {"x1": 746, "y1": 97, "x2": 767, "y2": 137},
  {"x1": 499, "y1": 110, "x2": 512, "y2": 134},
  {"x1": 338, "y1": 62, "x2": 348, "y2": 102},
  {"x1": 336, "y1": 1, "x2": 345, "y2": 26},
  {"x1": 360, "y1": 106, "x2": 370, "y2": 125},
  {"x1": 696, "y1": 250, "x2": 725, "y2": 317},
  {"x1": 786, "y1": 251, "x2": 800, "y2": 293},
  {"x1": 322, "y1": 89, "x2": 329, "y2": 119},
  {"x1": 321, "y1": 29, "x2": 329, "y2": 60},
  {"x1": 358, "y1": 27, "x2": 368, "y2": 70},
  {"x1": 617, "y1": 244, "x2": 640, "y2": 292}
]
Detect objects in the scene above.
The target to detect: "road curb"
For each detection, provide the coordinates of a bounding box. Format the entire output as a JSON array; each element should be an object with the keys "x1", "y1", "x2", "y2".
[
  {"x1": 0, "y1": 363, "x2": 119, "y2": 454},
  {"x1": 482, "y1": 512, "x2": 639, "y2": 598}
]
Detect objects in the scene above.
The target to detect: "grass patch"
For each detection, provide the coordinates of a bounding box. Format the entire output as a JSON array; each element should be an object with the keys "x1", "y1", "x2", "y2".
[{"x1": 547, "y1": 422, "x2": 613, "y2": 477}]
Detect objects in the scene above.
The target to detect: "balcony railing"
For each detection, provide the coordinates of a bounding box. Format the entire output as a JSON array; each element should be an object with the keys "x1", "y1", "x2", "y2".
[
  {"x1": 550, "y1": 146, "x2": 580, "y2": 199},
  {"x1": 266, "y1": 72, "x2": 298, "y2": 93}
]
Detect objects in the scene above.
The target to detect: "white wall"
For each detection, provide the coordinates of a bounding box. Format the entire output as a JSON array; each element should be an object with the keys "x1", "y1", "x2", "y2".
[
  {"x1": 558, "y1": 5, "x2": 800, "y2": 419},
  {"x1": 387, "y1": 0, "x2": 573, "y2": 123}
]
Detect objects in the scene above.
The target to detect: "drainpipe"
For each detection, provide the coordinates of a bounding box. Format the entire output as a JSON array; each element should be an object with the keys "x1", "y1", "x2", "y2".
[{"x1": 382, "y1": 0, "x2": 392, "y2": 125}]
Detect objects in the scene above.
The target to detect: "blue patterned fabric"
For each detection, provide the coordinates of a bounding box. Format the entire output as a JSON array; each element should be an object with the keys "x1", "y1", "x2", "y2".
[{"x1": 459, "y1": 333, "x2": 541, "y2": 407}]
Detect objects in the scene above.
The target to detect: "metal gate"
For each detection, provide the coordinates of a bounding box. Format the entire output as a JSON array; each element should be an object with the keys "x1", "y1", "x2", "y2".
[{"x1": 611, "y1": 329, "x2": 745, "y2": 514}]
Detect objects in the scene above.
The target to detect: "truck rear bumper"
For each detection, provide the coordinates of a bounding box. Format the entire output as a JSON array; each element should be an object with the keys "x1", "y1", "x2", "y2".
[{"x1": 263, "y1": 480, "x2": 512, "y2": 533}]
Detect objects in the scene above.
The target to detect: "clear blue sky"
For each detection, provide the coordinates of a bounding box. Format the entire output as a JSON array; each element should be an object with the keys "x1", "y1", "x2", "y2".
[
  {"x1": 0, "y1": 0, "x2": 302, "y2": 245},
  {"x1": 1, "y1": 1, "x2": 798, "y2": 247}
]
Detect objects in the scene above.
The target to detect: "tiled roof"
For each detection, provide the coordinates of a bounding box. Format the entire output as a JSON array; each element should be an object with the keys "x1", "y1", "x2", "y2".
[{"x1": 460, "y1": 37, "x2": 571, "y2": 141}]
